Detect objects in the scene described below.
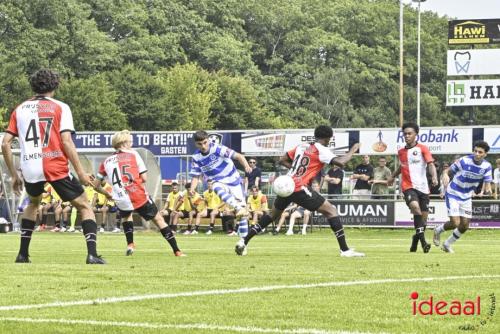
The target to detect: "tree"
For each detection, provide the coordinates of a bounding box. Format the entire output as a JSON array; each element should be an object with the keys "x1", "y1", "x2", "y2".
[{"x1": 57, "y1": 75, "x2": 127, "y2": 131}]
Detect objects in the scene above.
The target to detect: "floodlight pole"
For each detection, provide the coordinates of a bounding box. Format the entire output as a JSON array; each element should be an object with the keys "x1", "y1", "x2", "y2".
[
  {"x1": 399, "y1": 0, "x2": 404, "y2": 127},
  {"x1": 413, "y1": 0, "x2": 426, "y2": 126}
]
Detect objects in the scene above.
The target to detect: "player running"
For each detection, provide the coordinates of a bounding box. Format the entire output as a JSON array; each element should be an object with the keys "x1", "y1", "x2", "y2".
[
  {"x1": 235, "y1": 125, "x2": 365, "y2": 257},
  {"x1": 189, "y1": 130, "x2": 252, "y2": 242},
  {"x1": 388, "y1": 122, "x2": 437, "y2": 253},
  {"x1": 433, "y1": 141, "x2": 492, "y2": 253},
  {"x1": 94, "y1": 130, "x2": 184, "y2": 257}
]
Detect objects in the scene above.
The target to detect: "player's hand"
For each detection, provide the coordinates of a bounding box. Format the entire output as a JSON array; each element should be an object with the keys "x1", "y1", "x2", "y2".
[
  {"x1": 78, "y1": 172, "x2": 91, "y2": 186},
  {"x1": 387, "y1": 176, "x2": 394, "y2": 186},
  {"x1": 245, "y1": 165, "x2": 253, "y2": 174},
  {"x1": 11, "y1": 175, "x2": 23, "y2": 196},
  {"x1": 431, "y1": 177, "x2": 438, "y2": 187},
  {"x1": 351, "y1": 143, "x2": 361, "y2": 153}
]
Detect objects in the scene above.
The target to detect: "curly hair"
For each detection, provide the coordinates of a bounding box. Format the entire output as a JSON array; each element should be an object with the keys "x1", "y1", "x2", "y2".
[
  {"x1": 314, "y1": 125, "x2": 333, "y2": 139},
  {"x1": 29, "y1": 69, "x2": 60, "y2": 94}
]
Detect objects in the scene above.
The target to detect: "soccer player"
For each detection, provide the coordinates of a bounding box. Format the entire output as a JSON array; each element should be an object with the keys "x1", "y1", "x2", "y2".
[
  {"x1": 433, "y1": 141, "x2": 493, "y2": 253},
  {"x1": 2, "y1": 69, "x2": 105, "y2": 264},
  {"x1": 236, "y1": 125, "x2": 364, "y2": 257},
  {"x1": 189, "y1": 130, "x2": 252, "y2": 241},
  {"x1": 388, "y1": 122, "x2": 437, "y2": 253},
  {"x1": 94, "y1": 130, "x2": 184, "y2": 257},
  {"x1": 493, "y1": 158, "x2": 500, "y2": 199}
]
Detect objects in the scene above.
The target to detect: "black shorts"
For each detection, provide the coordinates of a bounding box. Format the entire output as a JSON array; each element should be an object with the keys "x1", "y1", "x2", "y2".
[
  {"x1": 274, "y1": 187, "x2": 325, "y2": 212},
  {"x1": 403, "y1": 189, "x2": 430, "y2": 212},
  {"x1": 25, "y1": 175, "x2": 84, "y2": 202},
  {"x1": 119, "y1": 198, "x2": 158, "y2": 221}
]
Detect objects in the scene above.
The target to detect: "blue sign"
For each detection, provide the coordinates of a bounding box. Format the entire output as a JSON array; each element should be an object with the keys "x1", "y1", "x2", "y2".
[{"x1": 73, "y1": 132, "x2": 241, "y2": 156}]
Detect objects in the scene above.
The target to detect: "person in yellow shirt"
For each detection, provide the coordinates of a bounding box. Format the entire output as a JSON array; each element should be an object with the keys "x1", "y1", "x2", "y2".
[
  {"x1": 174, "y1": 182, "x2": 196, "y2": 235},
  {"x1": 36, "y1": 183, "x2": 54, "y2": 231},
  {"x1": 94, "y1": 182, "x2": 113, "y2": 233},
  {"x1": 197, "y1": 180, "x2": 222, "y2": 235},
  {"x1": 160, "y1": 182, "x2": 182, "y2": 233},
  {"x1": 247, "y1": 186, "x2": 269, "y2": 225},
  {"x1": 185, "y1": 191, "x2": 206, "y2": 235},
  {"x1": 49, "y1": 189, "x2": 63, "y2": 232}
]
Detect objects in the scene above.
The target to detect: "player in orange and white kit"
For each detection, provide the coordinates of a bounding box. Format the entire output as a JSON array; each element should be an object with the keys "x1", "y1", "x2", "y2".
[
  {"x1": 388, "y1": 122, "x2": 438, "y2": 253},
  {"x1": 236, "y1": 125, "x2": 364, "y2": 257},
  {"x1": 2, "y1": 69, "x2": 105, "y2": 264},
  {"x1": 94, "y1": 130, "x2": 184, "y2": 257}
]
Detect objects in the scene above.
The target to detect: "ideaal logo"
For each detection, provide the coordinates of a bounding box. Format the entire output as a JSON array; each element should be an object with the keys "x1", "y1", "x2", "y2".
[
  {"x1": 410, "y1": 292, "x2": 496, "y2": 331},
  {"x1": 411, "y1": 292, "x2": 481, "y2": 316}
]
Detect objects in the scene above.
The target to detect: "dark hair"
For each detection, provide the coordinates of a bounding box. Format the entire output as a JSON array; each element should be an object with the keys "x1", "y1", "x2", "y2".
[
  {"x1": 30, "y1": 69, "x2": 60, "y2": 94},
  {"x1": 185, "y1": 182, "x2": 191, "y2": 189},
  {"x1": 402, "y1": 122, "x2": 419, "y2": 134},
  {"x1": 172, "y1": 182, "x2": 178, "y2": 187},
  {"x1": 314, "y1": 125, "x2": 333, "y2": 139},
  {"x1": 193, "y1": 130, "x2": 209, "y2": 142},
  {"x1": 251, "y1": 185, "x2": 259, "y2": 191},
  {"x1": 474, "y1": 140, "x2": 490, "y2": 153}
]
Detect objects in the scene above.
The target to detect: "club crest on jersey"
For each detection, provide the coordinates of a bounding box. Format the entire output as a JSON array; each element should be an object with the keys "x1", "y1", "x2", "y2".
[{"x1": 208, "y1": 133, "x2": 223, "y2": 145}]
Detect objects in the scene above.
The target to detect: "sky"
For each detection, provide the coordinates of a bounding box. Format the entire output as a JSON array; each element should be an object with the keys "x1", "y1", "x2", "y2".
[{"x1": 403, "y1": 0, "x2": 500, "y2": 19}]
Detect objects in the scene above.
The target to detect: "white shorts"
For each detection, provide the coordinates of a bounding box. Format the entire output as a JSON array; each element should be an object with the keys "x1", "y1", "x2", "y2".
[
  {"x1": 213, "y1": 181, "x2": 246, "y2": 209},
  {"x1": 445, "y1": 194, "x2": 472, "y2": 219}
]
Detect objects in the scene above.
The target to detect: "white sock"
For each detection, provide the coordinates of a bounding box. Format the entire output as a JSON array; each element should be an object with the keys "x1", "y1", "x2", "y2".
[
  {"x1": 445, "y1": 228, "x2": 462, "y2": 245},
  {"x1": 435, "y1": 224, "x2": 445, "y2": 234}
]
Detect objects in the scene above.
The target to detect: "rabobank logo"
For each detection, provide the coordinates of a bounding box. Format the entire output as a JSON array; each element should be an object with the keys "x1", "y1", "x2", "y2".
[
  {"x1": 397, "y1": 129, "x2": 459, "y2": 143},
  {"x1": 397, "y1": 129, "x2": 471, "y2": 153}
]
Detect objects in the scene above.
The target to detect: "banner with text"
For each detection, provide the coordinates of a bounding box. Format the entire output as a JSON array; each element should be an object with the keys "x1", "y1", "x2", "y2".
[
  {"x1": 448, "y1": 19, "x2": 500, "y2": 45},
  {"x1": 484, "y1": 128, "x2": 500, "y2": 153},
  {"x1": 447, "y1": 49, "x2": 500, "y2": 76},
  {"x1": 447, "y1": 79, "x2": 500, "y2": 106},
  {"x1": 241, "y1": 131, "x2": 350, "y2": 156},
  {"x1": 73, "y1": 132, "x2": 241, "y2": 156},
  {"x1": 317, "y1": 200, "x2": 395, "y2": 226}
]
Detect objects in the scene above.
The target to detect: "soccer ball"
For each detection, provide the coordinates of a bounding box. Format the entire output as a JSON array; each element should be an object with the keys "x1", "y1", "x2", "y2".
[{"x1": 272, "y1": 175, "x2": 295, "y2": 197}]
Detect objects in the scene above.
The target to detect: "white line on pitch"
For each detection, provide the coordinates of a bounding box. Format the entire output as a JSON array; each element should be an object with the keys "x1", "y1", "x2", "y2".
[
  {"x1": 1, "y1": 274, "x2": 500, "y2": 311},
  {"x1": 0, "y1": 317, "x2": 384, "y2": 334}
]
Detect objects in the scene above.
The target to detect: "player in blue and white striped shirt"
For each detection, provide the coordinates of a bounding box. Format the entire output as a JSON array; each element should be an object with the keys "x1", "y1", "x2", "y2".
[
  {"x1": 433, "y1": 141, "x2": 493, "y2": 253},
  {"x1": 189, "y1": 130, "x2": 252, "y2": 242}
]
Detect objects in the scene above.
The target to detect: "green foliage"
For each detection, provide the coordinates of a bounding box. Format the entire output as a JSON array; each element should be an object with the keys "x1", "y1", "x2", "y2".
[
  {"x1": 0, "y1": 0, "x2": 498, "y2": 131},
  {"x1": 57, "y1": 75, "x2": 127, "y2": 131}
]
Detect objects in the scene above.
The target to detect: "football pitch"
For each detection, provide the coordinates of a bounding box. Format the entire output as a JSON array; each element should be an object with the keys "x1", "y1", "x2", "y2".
[{"x1": 0, "y1": 228, "x2": 499, "y2": 334}]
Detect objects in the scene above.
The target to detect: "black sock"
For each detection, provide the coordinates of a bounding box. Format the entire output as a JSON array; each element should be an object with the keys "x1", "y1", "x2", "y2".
[
  {"x1": 55, "y1": 221, "x2": 60, "y2": 228},
  {"x1": 171, "y1": 224, "x2": 177, "y2": 232},
  {"x1": 62, "y1": 220, "x2": 68, "y2": 228},
  {"x1": 227, "y1": 217, "x2": 234, "y2": 232},
  {"x1": 123, "y1": 221, "x2": 134, "y2": 244},
  {"x1": 194, "y1": 225, "x2": 199, "y2": 231},
  {"x1": 81, "y1": 219, "x2": 98, "y2": 256},
  {"x1": 414, "y1": 215, "x2": 426, "y2": 245},
  {"x1": 328, "y1": 216, "x2": 349, "y2": 252},
  {"x1": 19, "y1": 219, "x2": 36, "y2": 257},
  {"x1": 209, "y1": 223, "x2": 214, "y2": 231},
  {"x1": 160, "y1": 226, "x2": 180, "y2": 253},
  {"x1": 186, "y1": 224, "x2": 192, "y2": 231},
  {"x1": 244, "y1": 214, "x2": 273, "y2": 244},
  {"x1": 41, "y1": 214, "x2": 47, "y2": 225}
]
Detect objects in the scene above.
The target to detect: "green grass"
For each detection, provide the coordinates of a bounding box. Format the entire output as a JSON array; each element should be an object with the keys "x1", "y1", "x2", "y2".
[{"x1": 0, "y1": 228, "x2": 499, "y2": 334}]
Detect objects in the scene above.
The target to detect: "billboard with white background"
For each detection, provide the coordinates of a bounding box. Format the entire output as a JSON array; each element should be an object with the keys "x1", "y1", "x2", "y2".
[{"x1": 447, "y1": 49, "x2": 500, "y2": 76}]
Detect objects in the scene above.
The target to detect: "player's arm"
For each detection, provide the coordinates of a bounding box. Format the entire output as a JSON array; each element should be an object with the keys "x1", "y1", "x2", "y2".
[
  {"x1": 189, "y1": 176, "x2": 200, "y2": 196},
  {"x1": 1, "y1": 132, "x2": 23, "y2": 194},
  {"x1": 233, "y1": 152, "x2": 252, "y2": 174},
  {"x1": 92, "y1": 179, "x2": 112, "y2": 200},
  {"x1": 244, "y1": 176, "x2": 249, "y2": 193},
  {"x1": 331, "y1": 143, "x2": 360, "y2": 168},
  {"x1": 427, "y1": 162, "x2": 438, "y2": 187},
  {"x1": 61, "y1": 132, "x2": 91, "y2": 185},
  {"x1": 387, "y1": 165, "x2": 401, "y2": 186},
  {"x1": 279, "y1": 153, "x2": 293, "y2": 169}
]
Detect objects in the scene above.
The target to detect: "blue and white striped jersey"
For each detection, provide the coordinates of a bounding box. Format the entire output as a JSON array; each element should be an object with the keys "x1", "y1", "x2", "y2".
[
  {"x1": 446, "y1": 155, "x2": 492, "y2": 201},
  {"x1": 190, "y1": 143, "x2": 242, "y2": 186}
]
